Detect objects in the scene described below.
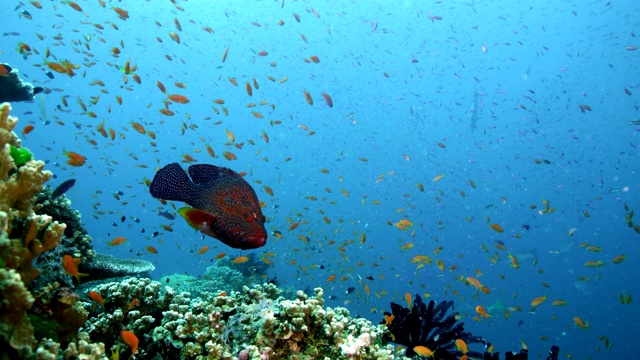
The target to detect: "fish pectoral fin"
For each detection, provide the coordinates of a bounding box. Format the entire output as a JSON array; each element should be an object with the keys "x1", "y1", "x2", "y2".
[
  {"x1": 178, "y1": 207, "x2": 216, "y2": 230},
  {"x1": 200, "y1": 227, "x2": 220, "y2": 240}
]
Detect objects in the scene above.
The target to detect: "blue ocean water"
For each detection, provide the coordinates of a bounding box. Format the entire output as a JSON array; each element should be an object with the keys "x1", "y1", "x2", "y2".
[{"x1": 3, "y1": 0, "x2": 639, "y2": 358}]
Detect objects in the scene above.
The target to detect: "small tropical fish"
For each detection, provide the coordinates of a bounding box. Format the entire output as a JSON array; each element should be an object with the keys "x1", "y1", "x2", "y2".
[
  {"x1": 150, "y1": 163, "x2": 268, "y2": 250},
  {"x1": 63, "y1": 149, "x2": 86, "y2": 166},
  {"x1": 51, "y1": 179, "x2": 76, "y2": 199},
  {"x1": 466, "y1": 276, "x2": 483, "y2": 290},
  {"x1": 145, "y1": 245, "x2": 158, "y2": 254},
  {"x1": 455, "y1": 339, "x2": 469, "y2": 354},
  {"x1": 232, "y1": 255, "x2": 249, "y2": 264},
  {"x1": 157, "y1": 210, "x2": 175, "y2": 220},
  {"x1": 612, "y1": 255, "x2": 626, "y2": 264},
  {"x1": 108, "y1": 237, "x2": 127, "y2": 246},
  {"x1": 584, "y1": 260, "x2": 605, "y2": 267},
  {"x1": 489, "y1": 223, "x2": 504, "y2": 233},
  {"x1": 127, "y1": 298, "x2": 138, "y2": 310},
  {"x1": 120, "y1": 330, "x2": 138, "y2": 358},
  {"x1": 22, "y1": 124, "x2": 34, "y2": 136},
  {"x1": 62, "y1": 255, "x2": 87, "y2": 283},
  {"x1": 221, "y1": 45, "x2": 230, "y2": 62},
  {"x1": 507, "y1": 252, "x2": 519, "y2": 269},
  {"x1": 303, "y1": 89, "x2": 313, "y2": 105},
  {"x1": 432, "y1": 174, "x2": 445, "y2": 182},
  {"x1": 475, "y1": 305, "x2": 490, "y2": 318},
  {"x1": 413, "y1": 345, "x2": 435, "y2": 358},
  {"x1": 168, "y1": 94, "x2": 189, "y2": 104},
  {"x1": 530, "y1": 295, "x2": 547, "y2": 307},
  {"x1": 573, "y1": 316, "x2": 589, "y2": 331},
  {"x1": 321, "y1": 92, "x2": 333, "y2": 107},
  {"x1": 88, "y1": 291, "x2": 104, "y2": 308}
]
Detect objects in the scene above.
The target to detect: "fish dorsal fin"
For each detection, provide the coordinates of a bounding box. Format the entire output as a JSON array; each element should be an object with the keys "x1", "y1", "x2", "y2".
[
  {"x1": 149, "y1": 162, "x2": 192, "y2": 201},
  {"x1": 188, "y1": 164, "x2": 236, "y2": 184}
]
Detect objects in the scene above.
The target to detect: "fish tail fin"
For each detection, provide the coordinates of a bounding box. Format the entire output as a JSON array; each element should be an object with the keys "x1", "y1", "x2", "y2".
[{"x1": 150, "y1": 163, "x2": 194, "y2": 202}]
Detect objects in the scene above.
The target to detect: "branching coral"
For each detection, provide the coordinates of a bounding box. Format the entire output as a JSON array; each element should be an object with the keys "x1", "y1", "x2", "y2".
[
  {"x1": 0, "y1": 102, "x2": 81, "y2": 357},
  {"x1": 0, "y1": 267, "x2": 35, "y2": 355}
]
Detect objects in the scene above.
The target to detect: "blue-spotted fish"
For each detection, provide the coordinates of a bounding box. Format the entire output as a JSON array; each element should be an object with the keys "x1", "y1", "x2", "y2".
[{"x1": 150, "y1": 163, "x2": 267, "y2": 250}]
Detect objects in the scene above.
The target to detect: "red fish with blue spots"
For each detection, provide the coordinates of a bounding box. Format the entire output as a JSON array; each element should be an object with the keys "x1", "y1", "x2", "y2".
[{"x1": 150, "y1": 163, "x2": 267, "y2": 250}]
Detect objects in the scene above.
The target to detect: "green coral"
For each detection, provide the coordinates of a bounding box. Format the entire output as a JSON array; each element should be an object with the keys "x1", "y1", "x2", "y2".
[{"x1": 9, "y1": 145, "x2": 31, "y2": 167}]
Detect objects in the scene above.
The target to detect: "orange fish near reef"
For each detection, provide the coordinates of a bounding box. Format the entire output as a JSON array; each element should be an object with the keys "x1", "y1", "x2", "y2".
[
  {"x1": 150, "y1": 163, "x2": 267, "y2": 249},
  {"x1": 120, "y1": 330, "x2": 138, "y2": 358},
  {"x1": 88, "y1": 291, "x2": 104, "y2": 308},
  {"x1": 475, "y1": 305, "x2": 490, "y2": 318},
  {"x1": 108, "y1": 237, "x2": 127, "y2": 246},
  {"x1": 63, "y1": 149, "x2": 86, "y2": 167},
  {"x1": 62, "y1": 255, "x2": 87, "y2": 283},
  {"x1": 232, "y1": 255, "x2": 249, "y2": 264}
]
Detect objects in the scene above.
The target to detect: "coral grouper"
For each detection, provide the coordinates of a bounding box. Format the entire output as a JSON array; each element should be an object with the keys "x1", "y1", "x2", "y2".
[{"x1": 150, "y1": 162, "x2": 267, "y2": 250}]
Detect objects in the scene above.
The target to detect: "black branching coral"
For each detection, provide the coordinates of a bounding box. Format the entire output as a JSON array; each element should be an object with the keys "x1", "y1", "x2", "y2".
[{"x1": 382, "y1": 294, "x2": 486, "y2": 359}]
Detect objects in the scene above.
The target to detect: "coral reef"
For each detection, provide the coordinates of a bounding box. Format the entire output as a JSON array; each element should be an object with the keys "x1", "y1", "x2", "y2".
[
  {"x1": 29, "y1": 186, "x2": 154, "y2": 288},
  {"x1": 34, "y1": 332, "x2": 106, "y2": 360},
  {"x1": 0, "y1": 102, "x2": 105, "y2": 358},
  {"x1": 382, "y1": 293, "x2": 485, "y2": 359},
  {"x1": 0, "y1": 267, "x2": 35, "y2": 354},
  {"x1": 81, "y1": 279, "x2": 403, "y2": 359}
]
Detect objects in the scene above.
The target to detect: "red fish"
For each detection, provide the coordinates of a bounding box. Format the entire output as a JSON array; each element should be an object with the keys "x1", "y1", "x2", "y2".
[
  {"x1": 62, "y1": 254, "x2": 87, "y2": 283},
  {"x1": 149, "y1": 163, "x2": 267, "y2": 249}
]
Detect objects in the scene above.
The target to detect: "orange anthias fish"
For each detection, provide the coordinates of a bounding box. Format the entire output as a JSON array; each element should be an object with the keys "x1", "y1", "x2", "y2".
[
  {"x1": 63, "y1": 150, "x2": 86, "y2": 167},
  {"x1": 120, "y1": 330, "x2": 138, "y2": 358},
  {"x1": 475, "y1": 305, "x2": 490, "y2": 318},
  {"x1": 413, "y1": 346, "x2": 435, "y2": 358},
  {"x1": 62, "y1": 254, "x2": 87, "y2": 283},
  {"x1": 108, "y1": 237, "x2": 127, "y2": 246},
  {"x1": 88, "y1": 291, "x2": 104, "y2": 308},
  {"x1": 150, "y1": 163, "x2": 268, "y2": 249},
  {"x1": 455, "y1": 339, "x2": 469, "y2": 354},
  {"x1": 232, "y1": 255, "x2": 249, "y2": 264}
]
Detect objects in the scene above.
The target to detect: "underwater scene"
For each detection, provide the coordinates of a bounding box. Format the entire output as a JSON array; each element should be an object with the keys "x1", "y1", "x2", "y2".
[{"x1": 1, "y1": 0, "x2": 639, "y2": 359}]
